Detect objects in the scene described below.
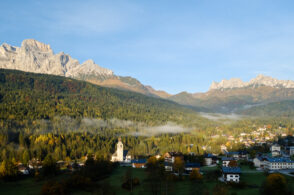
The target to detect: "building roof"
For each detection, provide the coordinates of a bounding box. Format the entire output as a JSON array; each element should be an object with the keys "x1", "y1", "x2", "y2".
[
  {"x1": 226, "y1": 151, "x2": 239, "y2": 155},
  {"x1": 164, "y1": 162, "x2": 172, "y2": 166},
  {"x1": 185, "y1": 163, "x2": 201, "y2": 168},
  {"x1": 266, "y1": 157, "x2": 294, "y2": 163},
  {"x1": 165, "y1": 152, "x2": 183, "y2": 157},
  {"x1": 131, "y1": 159, "x2": 147, "y2": 164},
  {"x1": 238, "y1": 150, "x2": 248, "y2": 155},
  {"x1": 271, "y1": 144, "x2": 280, "y2": 148},
  {"x1": 123, "y1": 150, "x2": 129, "y2": 157},
  {"x1": 222, "y1": 167, "x2": 241, "y2": 174},
  {"x1": 204, "y1": 153, "x2": 215, "y2": 158},
  {"x1": 222, "y1": 157, "x2": 234, "y2": 161}
]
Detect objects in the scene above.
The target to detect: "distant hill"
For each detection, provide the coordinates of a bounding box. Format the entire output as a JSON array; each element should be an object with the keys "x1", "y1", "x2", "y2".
[
  {"x1": 0, "y1": 69, "x2": 200, "y2": 125},
  {"x1": 168, "y1": 76, "x2": 294, "y2": 113},
  {"x1": 239, "y1": 100, "x2": 294, "y2": 117}
]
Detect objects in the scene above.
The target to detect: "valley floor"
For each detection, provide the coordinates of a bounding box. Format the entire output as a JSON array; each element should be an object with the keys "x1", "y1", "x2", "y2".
[{"x1": 1, "y1": 165, "x2": 294, "y2": 195}]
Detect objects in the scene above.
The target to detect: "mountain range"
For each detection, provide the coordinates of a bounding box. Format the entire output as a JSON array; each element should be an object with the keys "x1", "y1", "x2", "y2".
[
  {"x1": 1, "y1": 39, "x2": 294, "y2": 115},
  {"x1": 0, "y1": 39, "x2": 169, "y2": 98}
]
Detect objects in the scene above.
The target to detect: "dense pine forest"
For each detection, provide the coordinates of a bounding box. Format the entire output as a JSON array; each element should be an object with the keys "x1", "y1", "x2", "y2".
[
  {"x1": 0, "y1": 69, "x2": 211, "y2": 162},
  {"x1": 1, "y1": 69, "x2": 294, "y2": 164}
]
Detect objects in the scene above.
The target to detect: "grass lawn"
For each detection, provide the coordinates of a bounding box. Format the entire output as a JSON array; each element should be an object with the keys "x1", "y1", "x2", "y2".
[
  {"x1": 104, "y1": 167, "x2": 222, "y2": 195},
  {"x1": 201, "y1": 165, "x2": 218, "y2": 172},
  {"x1": 0, "y1": 177, "x2": 44, "y2": 195},
  {"x1": 1, "y1": 167, "x2": 294, "y2": 195},
  {"x1": 0, "y1": 173, "x2": 72, "y2": 195},
  {"x1": 239, "y1": 165, "x2": 255, "y2": 172},
  {"x1": 103, "y1": 167, "x2": 149, "y2": 195}
]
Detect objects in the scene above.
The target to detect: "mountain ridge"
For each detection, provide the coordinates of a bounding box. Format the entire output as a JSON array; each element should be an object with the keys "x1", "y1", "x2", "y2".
[
  {"x1": 209, "y1": 74, "x2": 294, "y2": 90},
  {"x1": 2, "y1": 39, "x2": 294, "y2": 114},
  {"x1": 0, "y1": 39, "x2": 170, "y2": 98}
]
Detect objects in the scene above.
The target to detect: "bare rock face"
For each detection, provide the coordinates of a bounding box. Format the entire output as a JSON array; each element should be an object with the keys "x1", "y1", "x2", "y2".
[
  {"x1": 210, "y1": 74, "x2": 294, "y2": 90},
  {"x1": 67, "y1": 59, "x2": 113, "y2": 79},
  {"x1": 0, "y1": 39, "x2": 167, "y2": 98},
  {"x1": 0, "y1": 39, "x2": 114, "y2": 79}
]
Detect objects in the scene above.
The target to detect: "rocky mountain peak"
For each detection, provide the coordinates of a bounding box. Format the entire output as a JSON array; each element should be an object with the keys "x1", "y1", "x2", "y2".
[
  {"x1": 0, "y1": 39, "x2": 113, "y2": 78},
  {"x1": 210, "y1": 75, "x2": 294, "y2": 90},
  {"x1": 70, "y1": 59, "x2": 114, "y2": 77},
  {"x1": 21, "y1": 39, "x2": 53, "y2": 54}
]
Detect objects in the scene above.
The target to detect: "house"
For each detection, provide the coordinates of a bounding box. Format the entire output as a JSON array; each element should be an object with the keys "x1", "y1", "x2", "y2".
[
  {"x1": 17, "y1": 164, "x2": 29, "y2": 175},
  {"x1": 56, "y1": 160, "x2": 66, "y2": 169},
  {"x1": 131, "y1": 159, "x2": 147, "y2": 168},
  {"x1": 221, "y1": 157, "x2": 235, "y2": 167},
  {"x1": 28, "y1": 159, "x2": 42, "y2": 169},
  {"x1": 270, "y1": 144, "x2": 281, "y2": 157},
  {"x1": 221, "y1": 167, "x2": 241, "y2": 183},
  {"x1": 111, "y1": 138, "x2": 131, "y2": 163},
  {"x1": 163, "y1": 152, "x2": 183, "y2": 163},
  {"x1": 263, "y1": 157, "x2": 294, "y2": 170},
  {"x1": 204, "y1": 153, "x2": 218, "y2": 166},
  {"x1": 164, "y1": 162, "x2": 173, "y2": 172},
  {"x1": 254, "y1": 155, "x2": 294, "y2": 170},
  {"x1": 253, "y1": 156, "x2": 266, "y2": 168},
  {"x1": 226, "y1": 152, "x2": 239, "y2": 159},
  {"x1": 289, "y1": 146, "x2": 294, "y2": 156},
  {"x1": 238, "y1": 151, "x2": 249, "y2": 160},
  {"x1": 185, "y1": 163, "x2": 200, "y2": 174},
  {"x1": 67, "y1": 161, "x2": 81, "y2": 172}
]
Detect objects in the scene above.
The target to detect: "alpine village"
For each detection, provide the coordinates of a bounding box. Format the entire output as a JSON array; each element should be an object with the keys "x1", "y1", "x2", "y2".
[{"x1": 2, "y1": 1, "x2": 294, "y2": 194}]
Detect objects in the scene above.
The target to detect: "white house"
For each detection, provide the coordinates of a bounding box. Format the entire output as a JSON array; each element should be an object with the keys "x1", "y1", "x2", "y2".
[
  {"x1": 111, "y1": 138, "x2": 131, "y2": 163},
  {"x1": 222, "y1": 167, "x2": 241, "y2": 183},
  {"x1": 263, "y1": 157, "x2": 294, "y2": 170},
  {"x1": 204, "y1": 153, "x2": 218, "y2": 166},
  {"x1": 253, "y1": 157, "x2": 263, "y2": 168},
  {"x1": 164, "y1": 162, "x2": 173, "y2": 172},
  {"x1": 270, "y1": 144, "x2": 281, "y2": 157},
  {"x1": 163, "y1": 152, "x2": 183, "y2": 163}
]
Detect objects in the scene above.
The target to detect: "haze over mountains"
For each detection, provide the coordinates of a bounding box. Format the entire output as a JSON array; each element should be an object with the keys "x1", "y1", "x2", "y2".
[{"x1": 1, "y1": 39, "x2": 294, "y2": 115}]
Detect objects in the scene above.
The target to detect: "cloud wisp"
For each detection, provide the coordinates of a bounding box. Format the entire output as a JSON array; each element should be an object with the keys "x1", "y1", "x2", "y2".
[
  {"x1": 199, "y1": 112, "x2": 245, "y2": 122},
  {"x1": 35, "y1": 116, "x2": 191, "y2": 136}
]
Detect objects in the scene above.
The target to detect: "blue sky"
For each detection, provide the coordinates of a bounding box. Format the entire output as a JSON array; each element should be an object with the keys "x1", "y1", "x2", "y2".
[{"x1": 1, "y1": 0, "x2": 294, "y2": 94}]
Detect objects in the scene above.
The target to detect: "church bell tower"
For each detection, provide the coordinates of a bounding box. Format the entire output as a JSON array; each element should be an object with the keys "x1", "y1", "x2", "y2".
[{"x1": 117, "y1": 137, "x2": 124, "y2": 161}]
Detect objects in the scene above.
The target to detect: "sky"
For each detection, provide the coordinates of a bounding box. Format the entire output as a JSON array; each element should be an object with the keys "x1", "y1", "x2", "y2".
[{"x1": 1, "y1": 0, "x2": 294, "y2": 94}]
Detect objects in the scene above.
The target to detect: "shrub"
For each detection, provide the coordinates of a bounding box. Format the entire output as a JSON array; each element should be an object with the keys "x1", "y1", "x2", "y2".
[{"x1": 41, "y1": 181, "x2": 66, "y2": 195}]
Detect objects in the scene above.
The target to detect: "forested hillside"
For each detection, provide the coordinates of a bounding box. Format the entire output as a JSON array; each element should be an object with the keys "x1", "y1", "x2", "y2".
[
  {"x1": 240, "y1": 100, "x2": 294, "y2": 117},
  {"x1": 0, "y1": 69, "x2": 201, "y2": 126},
  {"x1": 0, "y1": 69, "x2": 216, "y2": 162}
]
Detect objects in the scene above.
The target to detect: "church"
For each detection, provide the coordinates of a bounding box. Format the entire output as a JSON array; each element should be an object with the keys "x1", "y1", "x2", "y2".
[{"x1": 111, "y1": 138, "x2": 131, "y2": 163}]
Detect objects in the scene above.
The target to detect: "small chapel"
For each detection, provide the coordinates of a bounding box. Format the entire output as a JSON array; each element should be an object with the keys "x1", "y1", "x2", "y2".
[{"x1": 111, "y1": 138, "x2": 131, "y2": 163}]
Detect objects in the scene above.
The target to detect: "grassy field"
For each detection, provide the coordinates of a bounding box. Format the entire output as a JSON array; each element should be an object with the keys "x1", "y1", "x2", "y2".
[
  {"x1": 0, "y1": 177, "x2": 44, "y2": 195},
  {"x1": 102, "y1": 166, "x2": 264, "y2": 195},
  {"x1": 1, "y1": 167, "x2": 294, "y2": 195}
]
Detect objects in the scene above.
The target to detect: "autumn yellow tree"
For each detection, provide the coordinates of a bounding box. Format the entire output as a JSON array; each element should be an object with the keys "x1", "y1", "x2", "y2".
[
  {"x1": 173, "y1": 157, "x2": 184, "y2": 175},
  {"x1": 0, "y1": 159, "x2": 18, "y2": 179},
  {"x1": 189, "y1": 169, "x2": 203, "y2": 181},
  {"x1": 262, "y1": 173, "x2": 288, "y2": 195}
]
